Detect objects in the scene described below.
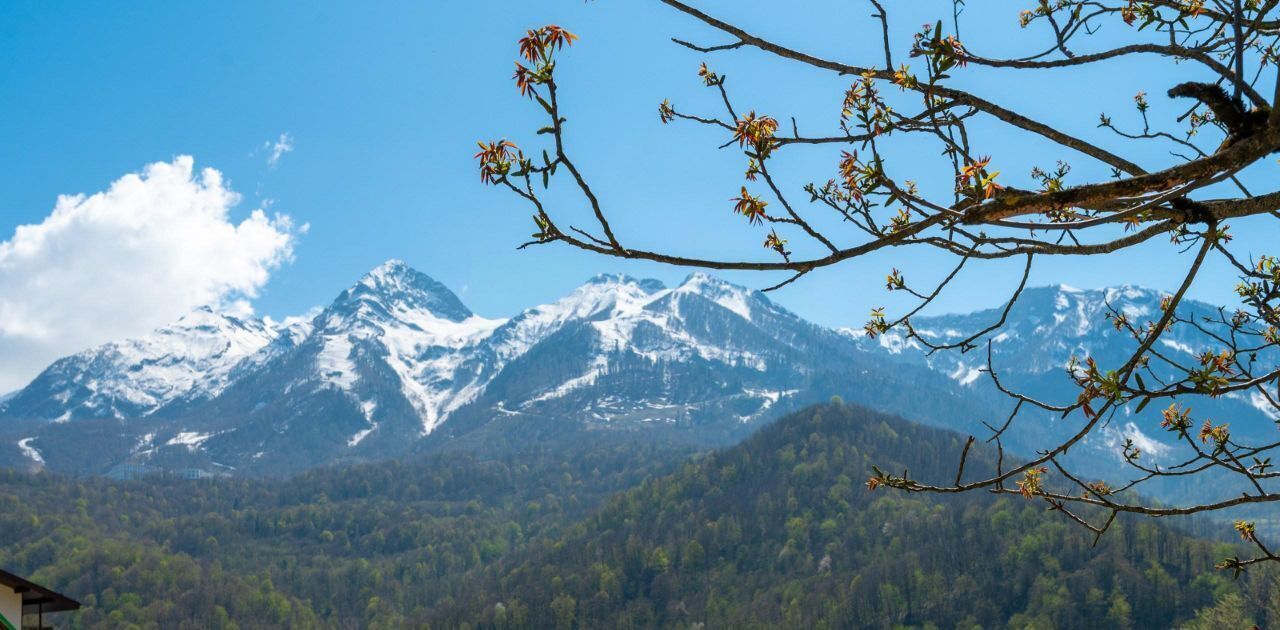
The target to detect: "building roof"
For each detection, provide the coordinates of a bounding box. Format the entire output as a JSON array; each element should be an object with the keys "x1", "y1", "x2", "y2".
[{"x1": 0, "y1": 570, "x2": 80, "y2": 614}]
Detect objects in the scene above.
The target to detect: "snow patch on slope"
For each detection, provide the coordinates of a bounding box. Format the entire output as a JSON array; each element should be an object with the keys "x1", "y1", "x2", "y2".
[
  {"x1": 348, "y1": 401, "x2": 378, "y2": 447},
  {"x1": 314, "y1": 334, "x2": 358, "y2": 390},
  {"x1": 1095, "y1": 422, "x2": 1170, "y2": 462},
  {"x1": 678, "y1": 272, "x2": 753, "y2": 320},
  {"x1": 527, "y1": 361, "x2": 606, "y2": 405},
  {"x1": 17, "y1": 438, "x2": 44, "y2": 465},
  {"x1": 166, "y1": 431, "x2": 215, "y2": 451},
  {"x1": 949, "y1": 362, "x2": 984, "y2": 386}
]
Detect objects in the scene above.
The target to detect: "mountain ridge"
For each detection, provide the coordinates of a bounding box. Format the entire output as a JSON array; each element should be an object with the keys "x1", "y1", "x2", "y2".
[
  {"x1": 3, "y1": 263, "x2": 1275, "y2": 492},
  {"x1": 1, "y1": 261, "x2": 887, "y2": 475}
]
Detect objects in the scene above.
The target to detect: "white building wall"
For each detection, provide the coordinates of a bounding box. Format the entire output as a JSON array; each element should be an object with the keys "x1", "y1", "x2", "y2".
[{"x1": 0, "y1": 587, "x2": 21, "y2": 630}]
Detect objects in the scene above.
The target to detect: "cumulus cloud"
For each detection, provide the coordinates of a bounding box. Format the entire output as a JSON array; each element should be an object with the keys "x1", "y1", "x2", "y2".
[
  {"x1": 0, "y1": 156, "x2": 299, "y2": 392},
  {"x1": 265, "y1": 133, "x2": 294, "y2": 168}
]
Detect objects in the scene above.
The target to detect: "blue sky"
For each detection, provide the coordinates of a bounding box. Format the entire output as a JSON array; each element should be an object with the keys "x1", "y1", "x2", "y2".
[{"x1": 2, "y1": 1, "x2": 1275, "y2": 381}]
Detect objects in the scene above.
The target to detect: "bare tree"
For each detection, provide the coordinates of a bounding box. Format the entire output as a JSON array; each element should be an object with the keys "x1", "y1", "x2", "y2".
[{"x1": 476, "y1": 1, "x2": 1280, "y2": 572}]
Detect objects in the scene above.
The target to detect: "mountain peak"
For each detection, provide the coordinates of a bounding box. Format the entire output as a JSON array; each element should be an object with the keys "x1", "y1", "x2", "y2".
[
  {"x1": 1041, "y1": 283, "x2": 1158, "y2": 299},
  {"x1": 365, "y1": 258, "x2": 412, "y2": 280},
  {"x1": 679, "y1": 271, "x2": 719, "y2": 287},
  {"x1": 675, "y1": 273, "x2": 757, "y2": 320},
  {"x1": 171, "y1": 305, "x2": 221, "y2": 327},
  {"x1": 677, "y1": 272, "x2": 752, "y2": 293},
  {"x1": 584, "y1": 273, "x2": 666, "y2": 294},
  {"x1": 336, "y1": 260, "x2": 473, "y2": 323},
  {"x1": 359, "y1": 258, "x2": 426, "y2": 289},
  {"x1": 1005, "y1": 284, "x2": 1165, "y2": 315},
  {"x1": 171, "y1": 304, "x2": 260, "y2": 332},
  {"x1": 1101, "y1": 284, "x2": 1159, "y2": 301}
]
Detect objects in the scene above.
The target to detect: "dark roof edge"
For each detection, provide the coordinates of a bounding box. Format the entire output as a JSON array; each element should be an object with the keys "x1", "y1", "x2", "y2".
[{"x1": 0, "y1": 569, "x2": 80, "y2": 614}]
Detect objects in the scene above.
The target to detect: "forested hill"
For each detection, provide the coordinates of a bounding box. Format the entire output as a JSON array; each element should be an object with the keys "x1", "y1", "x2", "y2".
[
  {"x1": 0, "y1": 403, "x2": 1276, "y2": 628},
  {"x1": 431, "y1": 403, "x2": 1277, "y2": 629},
  {"x1": 0, "y1": 433, "x2": 696, "y2": 628}
]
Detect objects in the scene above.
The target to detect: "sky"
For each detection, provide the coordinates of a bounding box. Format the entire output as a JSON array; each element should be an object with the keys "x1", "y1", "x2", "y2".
[{"x1": 1, "y1": 1, "x2": 1276, "y2": 391}]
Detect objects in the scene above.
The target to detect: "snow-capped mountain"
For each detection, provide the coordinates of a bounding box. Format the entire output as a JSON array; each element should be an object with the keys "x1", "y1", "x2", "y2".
[
  {"x1": 135, "y1": 260, "x2": 509, "y2": 473},
  {"x1": 857, "y1": 284, "x2": 1277, "y2": 397},
  {"x1": 444, "y1": 271, "x2": 866, "y2": 435},
  {"x1": 4, "y1": 260, "x2": 993, "y2": 476},
  {"x1": 301, "y1": 259, "x2": 505, "y2": 436},
  {"x1": 852, "y1": 284, "x2": 1223, "y2": 377},
  {"x1": 847, "y1": 284, "x2": 1280, "y2": 473},
  {"x1": 14, "y1": 262, "x2": 1261, "y2": 490},
  {"x1": 1, "y1": 307, "x2": 281, "y2": 422}
]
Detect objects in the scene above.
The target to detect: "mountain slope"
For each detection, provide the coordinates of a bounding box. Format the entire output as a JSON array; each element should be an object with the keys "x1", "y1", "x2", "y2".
[
  {"x1": 7, "y1": 265, "x2": 1270, "y2": 489},
  {"x1": 856, "y1": 284, "x2": 1250, "y2": 381},
  {"x1": 5, "y1": 261, "x2": 1005, "y2": 476},
  {"x1": 0, "y1": 306, "x2": 281, "y2": 422},
  {"x1": 849, "y1": 284, "x2": 1280, "y2": 494},
  {"x1": 147, "y1": 260, "x2": 506, "y2": 473},
  {"x1": 431, "y1": 403, "x2": 1244, "y2": 629},
  {"x1": 0, "y1": 433, "x2": 696, "y2": 629},
  {"x1": 438, "y1": 272, "x2": 871, "y2": 439}
]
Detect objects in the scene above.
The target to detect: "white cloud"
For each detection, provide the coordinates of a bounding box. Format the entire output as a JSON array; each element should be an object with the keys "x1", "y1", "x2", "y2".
[
  {"x1": 265, "y1": 133, "x2": 293, "y2": 168},
  {"x1": 0, "y1": 156, "x2": 299, "y2": 392}
]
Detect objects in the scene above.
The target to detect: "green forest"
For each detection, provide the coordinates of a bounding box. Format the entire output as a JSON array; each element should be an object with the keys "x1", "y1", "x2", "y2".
[{"x1": 2, "y1": 404, "x2": 1278, "y2": 628}]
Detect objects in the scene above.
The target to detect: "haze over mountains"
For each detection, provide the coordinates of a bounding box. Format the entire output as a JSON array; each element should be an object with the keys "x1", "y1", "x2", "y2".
[{"x1": 2, "y1": 260, "x2": 1275, "y2": 494}]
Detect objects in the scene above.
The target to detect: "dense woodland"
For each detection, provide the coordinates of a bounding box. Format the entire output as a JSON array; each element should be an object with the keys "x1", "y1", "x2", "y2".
[
  {"x1": 0, "y1": 436, "x2": 692, "y2": 628},
  {"x1": 431, "y1": 404, "x2": 1280, "y2": 629},
  {"x1": 2, "y1": 404, "x2": 1278, "y2": 628}
]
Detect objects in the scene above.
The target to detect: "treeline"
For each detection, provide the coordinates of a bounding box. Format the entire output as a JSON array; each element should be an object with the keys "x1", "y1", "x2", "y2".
[{"x1": 0, "y1": 404, "x2": 1277, "y2": 628}]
